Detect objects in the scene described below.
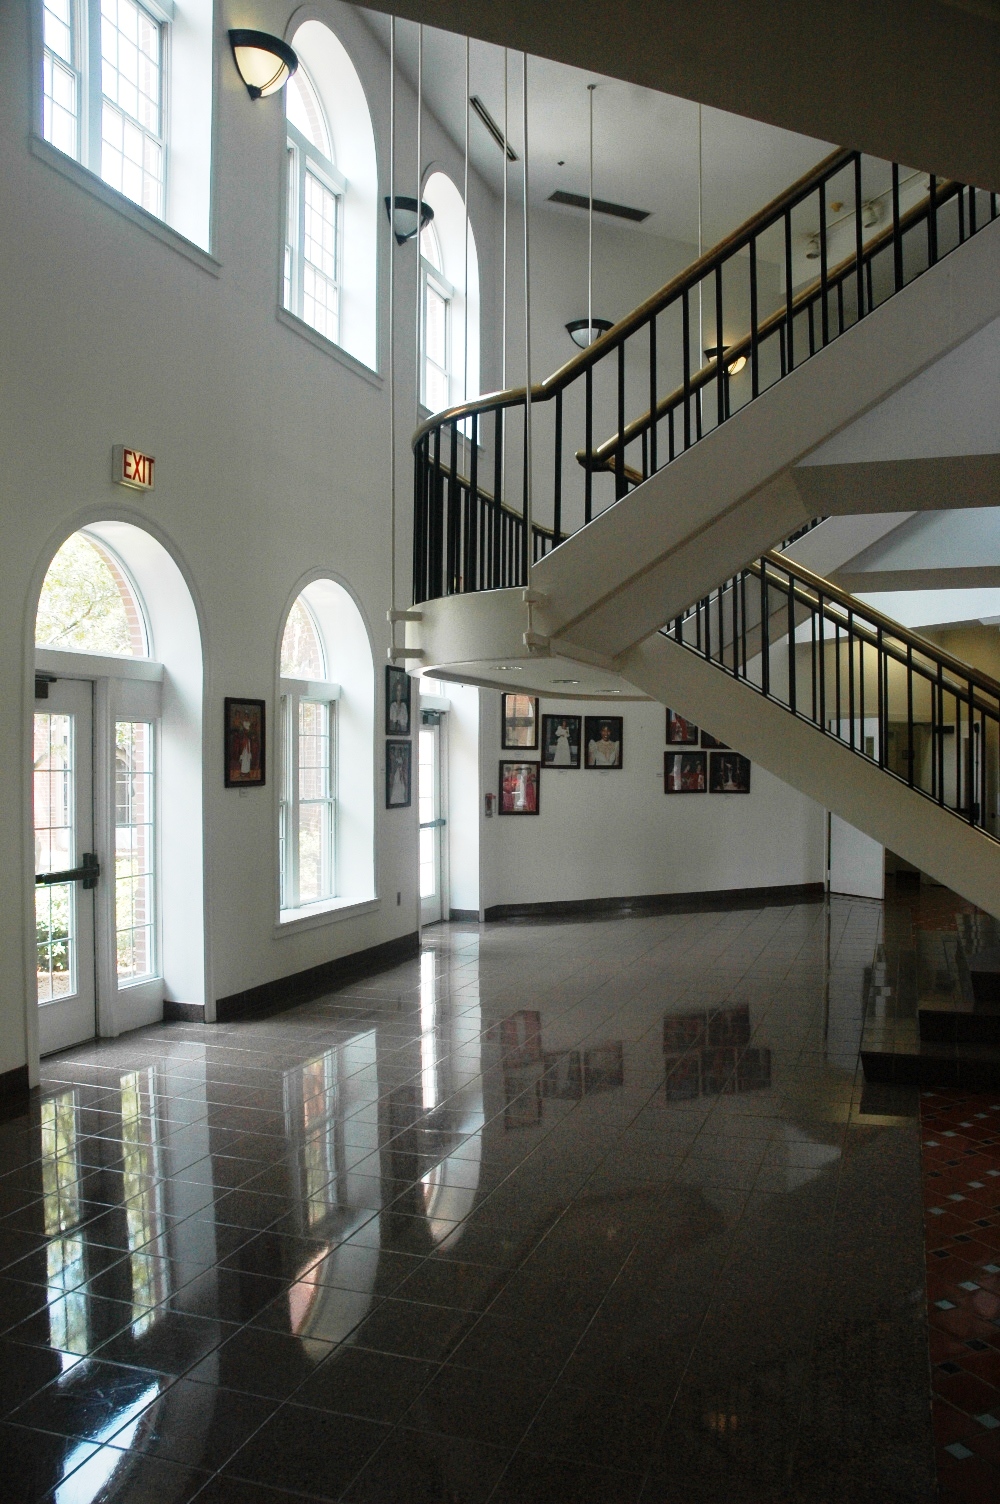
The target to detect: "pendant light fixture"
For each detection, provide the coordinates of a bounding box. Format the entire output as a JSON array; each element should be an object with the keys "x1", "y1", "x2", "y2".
[
  {"x1": 704, "y1": 344, "x2": 747, "y2": 377},
  {"x1": 228, "y1": 30, "x2": 298, "y2": 99},
  {"x1": 565, "y1": 84, "x2": 611, "y2": 349}
]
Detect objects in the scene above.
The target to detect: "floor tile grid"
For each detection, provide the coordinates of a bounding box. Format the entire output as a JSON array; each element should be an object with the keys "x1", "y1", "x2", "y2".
[{"x1": 920, "y1": 1089, "x2": 1000, "y2": 1504}]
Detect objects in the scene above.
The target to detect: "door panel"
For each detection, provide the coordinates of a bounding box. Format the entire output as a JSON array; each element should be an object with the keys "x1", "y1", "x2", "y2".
[
  {"x1": 419, "y1": 722, "x2": 444, "y2": 925},
  {"x1": 34, "y1": 678, "x2": 97, "y2": 1054}
]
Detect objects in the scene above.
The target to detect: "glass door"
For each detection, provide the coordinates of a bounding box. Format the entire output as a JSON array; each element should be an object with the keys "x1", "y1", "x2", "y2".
[
  {"x1": 419, "y1": 716, "x2": 445, "y2": 925},
  {"x1": 34, "y1": 678, "x2": 97, "y2": 1054}
]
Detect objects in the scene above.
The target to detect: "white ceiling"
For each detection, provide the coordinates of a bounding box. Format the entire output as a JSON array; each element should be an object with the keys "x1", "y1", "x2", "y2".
[{"x1": 360, "y1": 11, "x2": 837, "y2": 248}]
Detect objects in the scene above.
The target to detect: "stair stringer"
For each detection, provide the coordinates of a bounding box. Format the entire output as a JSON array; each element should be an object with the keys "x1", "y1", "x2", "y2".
[
  {"x1": 529, "y1": 218, "x2": 1000, "y2": 663},
  {"x1": 619, "y1": 631, "x2": 1000, "y2": 921}
]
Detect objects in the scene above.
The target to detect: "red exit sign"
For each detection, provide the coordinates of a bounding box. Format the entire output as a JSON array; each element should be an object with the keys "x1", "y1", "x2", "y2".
[{"x1": 113, "y1": 445, "x2": 155, "y2": 491}]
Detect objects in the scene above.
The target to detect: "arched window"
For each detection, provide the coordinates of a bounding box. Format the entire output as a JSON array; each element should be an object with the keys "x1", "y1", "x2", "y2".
[
  {"x1": 36, "y1": 532, "x2": 148, "y2": 656},
  {"x1": 283, "y1": 22, "x2": 378, "y2": 371},
  {"x1": 278, "y1": 579, "x2": 375, "y2": 920},
  {"x1": 420, "y1": 172, "x2": 480, "y2": 414}
]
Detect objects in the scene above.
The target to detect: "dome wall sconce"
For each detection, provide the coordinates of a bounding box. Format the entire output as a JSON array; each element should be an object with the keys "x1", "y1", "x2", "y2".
[
  {"x1": 705, "y1": 344, "x2": 747, "y2": 377},
  {"x1": 566, "y1": 317, "x2": 613, "y2": 349},
  {"x1": 228, "y1": 30, "x2": 298, "y2": 99},
  {"x1": 384, "y1": 195, "x2": 434, "y2": 246}
]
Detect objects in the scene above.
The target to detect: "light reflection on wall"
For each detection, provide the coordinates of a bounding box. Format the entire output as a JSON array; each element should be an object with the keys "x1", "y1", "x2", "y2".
[
  {"x1": 41, "y1": 1090, "x2": 89, "y2": 1368},
  {"x1": 120, "y1": 1067, "x2": 169, "y2": 1334}
]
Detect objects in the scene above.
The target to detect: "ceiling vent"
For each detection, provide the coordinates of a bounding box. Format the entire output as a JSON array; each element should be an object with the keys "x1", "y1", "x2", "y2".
[
  {"x1": 469, "y1": 96, "x2": 518, "y2": 162},
  {"x1": 548, "y1": 190, "x2": 650, "y2": 223}
]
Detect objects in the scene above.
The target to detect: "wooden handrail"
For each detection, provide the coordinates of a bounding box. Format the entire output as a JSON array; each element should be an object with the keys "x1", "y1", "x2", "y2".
[{"x1": 412, "y1": 146, "x2": 854, "y2": 450}]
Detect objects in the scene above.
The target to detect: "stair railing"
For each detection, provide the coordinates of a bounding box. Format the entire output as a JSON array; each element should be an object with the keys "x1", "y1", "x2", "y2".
[
  {"x1": 668, "y1": 553, "x2": 1000, "y2": 841},
  {"x1": 412, "y1": 151, "x2": 996, "y2": 606}
]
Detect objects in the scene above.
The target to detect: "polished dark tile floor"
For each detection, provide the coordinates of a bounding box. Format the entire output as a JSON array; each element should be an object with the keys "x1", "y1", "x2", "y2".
[{"x1": 0, "y1": 898, "x2": 935, "y2": 1501}]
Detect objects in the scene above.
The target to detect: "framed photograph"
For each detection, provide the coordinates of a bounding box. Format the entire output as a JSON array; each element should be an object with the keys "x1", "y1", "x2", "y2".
[
  {"x1": 700, "y1": 730, "x2": 729, "y2": 750},
  {"x1": 584, "y1": 716, "x2": 623, "y2": 769},
  {"x1": 385, "y1": 739, "x2": 412, "y2": 808},
  {"x1": 541, "y1": 714, "x2": 581, "y2": 769},
  {"x1": 501, "y1": 693, "x2": 539, "y2": 750},
  {"x1": 664, "y1": 751, "x2": 706, "y2": 793},
  {"x1": 663, "y1": 1011, "x2": 708, "y2": 1053},
  {"x1": 224, "y1": 697, "x2": 265, "y2": 787},
  {"x1": 541, "y1": 1050, "x2": 584, "y2": 1100},
  {"x1": 709, "y1": 751, "x2": 751, "y2": 793},
  {"x1": 584, "y1": 1041, "x2": 624, "y2": 1093},
  {"x1": 499, "y1": 760, "x2": 540, "y2": 814},
  {"x1": 666, "y1": 709, "x2": 698, "y2": 745},
  {"x1": 385, "y1": 665, "x2": 412, "y2": 736}
]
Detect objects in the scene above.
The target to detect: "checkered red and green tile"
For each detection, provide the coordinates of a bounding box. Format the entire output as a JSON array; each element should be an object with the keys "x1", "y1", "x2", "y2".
[{"x1": 921, "y1": 1090, "x2": 1000, "y2": 1504}]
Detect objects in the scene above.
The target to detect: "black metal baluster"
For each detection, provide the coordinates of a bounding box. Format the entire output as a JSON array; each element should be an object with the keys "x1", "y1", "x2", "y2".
[
  {"x1": 877, "y1": 626, "x2": 886, "y2": 769},
  {"x1": 750, "y1": 237, "x2": 759, "y2": 399},
  {"x1": 585, "y1": 365, "x2": 593, "y2": 525},
  {"x1": 616, "y1": 339, "x2": 627, "y2": 499},
  {"x1": 784, "y1": 208, "x2": 795, "y2": 372},
  {"x1": 520, "y1": 409, "x2": 528, "y2": 586},
  {"x1": 716, "y1": 266, "x2": 726, "y2": 422},
  {"x1": 649, "y1": 316, "x2": 658, "y2": 472},
  {"x1": 468, "y1": 412, "x2": 479, "y2": 590},
  {"x1": 553, "y1": 391, "x2": 563, "y2": 543},
  {"x1": 906, "y1": 644, "x2": 915, "y2": 787},
  {"x1": 787, "y1": 570, "x2": 796, "y2": 716},
  {"x1": 928, "y1": 174, "x2": 938, "y2": 266},
  {"x1": 818, "y1": 182, "x2": 829, "y2": 346},
  {"x1": 892, "y1": 164, "x2": 903, "y2": 291},
  {"x1": 493, "y1": 408, "x2": 503, "y2": 588},
  {"x1": 682, "y1": 290, "x2": 691, "y2": 451},
  {"x1": 740, "y1": 570, "x2": 748, "y2": 680},
  {"x1": 447, "y1": 419, "x2": 459, "y2": 593},
  {"x1": 761, "y1": 564, "x2": 770, "y2": 698},
  {"x1": 818, "y1": 594, "x2": 826, "y2": 729},
  {"x1": 854, "y1": 153, "x2": 865, "y2": 322},
  {"x1": 848, "y1": 611, "x2": 855, "y2": 749}
]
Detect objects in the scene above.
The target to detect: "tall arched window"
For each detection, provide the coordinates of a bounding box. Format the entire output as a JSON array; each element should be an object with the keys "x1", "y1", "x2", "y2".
[
  {"x1": 420, "y1": 172, "x2": 480, "y2": 414},
  {"x1": 278, "y1": 580, "x2": 375, "y2": 921},
  {"x1": 36, "y1": 532, "x2": 149, "y2": 657},
  {"x1": 282, "y1": 22, "x2": 378, "y2": 371}
]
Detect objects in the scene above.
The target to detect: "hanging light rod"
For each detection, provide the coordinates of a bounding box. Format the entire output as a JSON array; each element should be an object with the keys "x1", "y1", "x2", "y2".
[
  {"x1": 704, "y1": 344, "x2": 748, "y2": 376},
  {"x1": 566, "y1": 317, "x2": 613, "y2": 349},
  {"x1": 469, "y1": 96, "x2": 518, "y2": 161},
  {"x1": 384, "y1": 195, "x2": 434, "y2": 246},
  {"x1": 228, "y1": 30, "x2": 298, "y2": 100}
]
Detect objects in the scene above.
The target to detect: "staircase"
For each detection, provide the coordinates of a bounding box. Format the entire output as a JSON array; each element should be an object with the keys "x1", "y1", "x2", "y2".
[{"x1": 405, "y1": 150, "x2": 1000, "y2": 928}]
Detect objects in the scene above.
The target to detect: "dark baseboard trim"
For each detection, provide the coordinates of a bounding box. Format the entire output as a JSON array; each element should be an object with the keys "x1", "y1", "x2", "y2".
[
  {"x1": 216, "y1": 930, "x2": 421, "y2": 1023},
  {"x1": 163, "y1": 1001, "x2": 207, "y2": 1023},
  {"x1": 482, "y1": 882, "x2": 826, "y2": 923},
  {"x1": 0, "y1": 1064, "x2": 30, "y2": 1120},
  {"x1": 448, "y1": 908, "x2": 479, "y2": 922}
]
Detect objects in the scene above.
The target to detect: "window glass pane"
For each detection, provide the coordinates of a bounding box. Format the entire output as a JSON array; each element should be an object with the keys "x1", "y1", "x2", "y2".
[
  {"x1": 424, "y1": 279, "x2": 450, "y2": 411},
  {"x1": 281, "y1": 597, "x2": 325, "y2": 679},
  {"x1": 43, "y1": 2, "x2": 78, "y2": 161},
  {"x1": 301, "y1": 171, "x2": 339, "y2": 342},
  {"x1": 100, "y1": 0, "x2": 163, "y2": 217},
  {"x1": 286, "y1": 66, "x2": 332, "y2": 159},
  {"x1": 34, "y1": 713, "x2": 76, "y2": 1004},
  {"x1": 296, "y1": 699, "x2": 334, "y2": 905},
  {"x1": 36, "y1": 532, "x2": 147, "y2": 655},
  {"x1": 115, "y1": 721, "x2": 155, "y2": 982},
  {"x1": 420, "y1": 222, "x2": 443, "y2": 272}
]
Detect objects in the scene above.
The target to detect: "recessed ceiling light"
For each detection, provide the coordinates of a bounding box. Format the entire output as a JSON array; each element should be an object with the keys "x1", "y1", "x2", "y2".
[
  {"x1": 497, "y1": 665, "x2": 522, "y2": 672},
  {"x1": 553, "y1": 678, "x2": 580, "y2": 685}
]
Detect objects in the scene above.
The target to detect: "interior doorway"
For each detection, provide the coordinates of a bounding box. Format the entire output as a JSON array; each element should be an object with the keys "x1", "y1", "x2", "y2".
[{"x1": 419, "y1": 712, "x2": 447, "y2": 925}]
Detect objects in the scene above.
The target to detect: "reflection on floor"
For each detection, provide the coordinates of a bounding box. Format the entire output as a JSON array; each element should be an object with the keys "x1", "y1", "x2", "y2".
[
  {"x1": 0, "y1": 898, "x2": 935, "y2": 1501},
  {"x1": 921, "y1": 1090, "x2": 1000, "y2": 1504}
]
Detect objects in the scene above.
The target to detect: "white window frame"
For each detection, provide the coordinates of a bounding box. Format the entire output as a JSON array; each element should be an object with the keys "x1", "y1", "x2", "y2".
[
  {"x1": 421, "y1": 254, "x2": 455, "y2": 413},
  {"x1": 279, "y1": 677, "x2": 341, "y2": 917},
  {"x1": 284, "y1": 117, "x2": 346, "y2": 346}
]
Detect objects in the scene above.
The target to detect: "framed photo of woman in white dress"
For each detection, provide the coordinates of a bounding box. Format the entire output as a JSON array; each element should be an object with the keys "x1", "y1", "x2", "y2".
[
  {"x1": 499, "y1": 760, "x2": 540, "y2": 814},
  {"x1": 385, "y1": 739, "x2": 412, "y2": 807},
  {"x1": 584, "y1": 716, "x2": 623, "y2": 769},
  {"x1": 541, "y1": 714, "x2": 581, "y2": 768},
  {"x1": 385, "y1": 665, "x2": 411, "y2": 736}
]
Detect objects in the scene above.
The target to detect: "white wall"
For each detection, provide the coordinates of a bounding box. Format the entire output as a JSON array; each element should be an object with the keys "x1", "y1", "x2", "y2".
[{"x1": 478, "y1": 693, "x2": 826, "y2": 909}]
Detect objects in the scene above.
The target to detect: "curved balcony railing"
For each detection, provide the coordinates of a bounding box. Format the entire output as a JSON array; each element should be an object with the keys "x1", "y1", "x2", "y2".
[
  {"x1": 668, "y1": 553, "x2": 1000, "y2": 841},
  {"x1": 412, "y1": 150, "x2": 996, "y2": 606}
]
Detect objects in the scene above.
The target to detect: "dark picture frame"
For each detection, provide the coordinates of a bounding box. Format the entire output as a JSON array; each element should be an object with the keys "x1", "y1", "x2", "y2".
[
  {"x1": 499, "y1": 760, "x2": 540, "y2": 814},
  {"x1": 541, "y1": 713, "x2": 581, "y2": 768},
  {"x1": 664, "y1": 750, "x2": 706, "y2": 793},
  {"x1": 700, "y1": 730, "x2": 729, "y2": 749},
  {"x1": 385, "y1": 665, "x2": 412, "y2": 736},
  {"x1": 666, "y1": 708, "x2": 698, "y2": 745},
  {"x1": 224, "y1": 697, "x2": 266, "y2": 787},
  {"x1": 501, "y1": 693, "x2": 539, "y2": 750},
  {"x1": 584, "y1": 716, "x2": 623, "y2": 769},
  {"x1": 709, "y1": 751, "x2": 751, "y2": 793},
  {"x1": 385, "y1": 738, "x2": 412, "y2": 808}
]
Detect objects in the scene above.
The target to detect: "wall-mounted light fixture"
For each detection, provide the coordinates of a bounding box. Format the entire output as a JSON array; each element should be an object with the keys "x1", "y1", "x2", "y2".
[
  {"x1": 566, "y1": 317, "x2": 613, "y2": 349},
  {"x1": 384, "y1": 195, "x2": 434, "y2": 246},
  {"x1": 228, "y1": 30, "x2": 298, "y2": 100},
  {"x1": 704, "y1": 344, "x2": 747, "y2": 377}
]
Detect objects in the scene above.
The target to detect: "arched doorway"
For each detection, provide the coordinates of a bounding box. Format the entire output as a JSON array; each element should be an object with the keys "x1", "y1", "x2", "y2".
[{"x1": 32, "y1": 522, "x2": 204, "y2": 1054}]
